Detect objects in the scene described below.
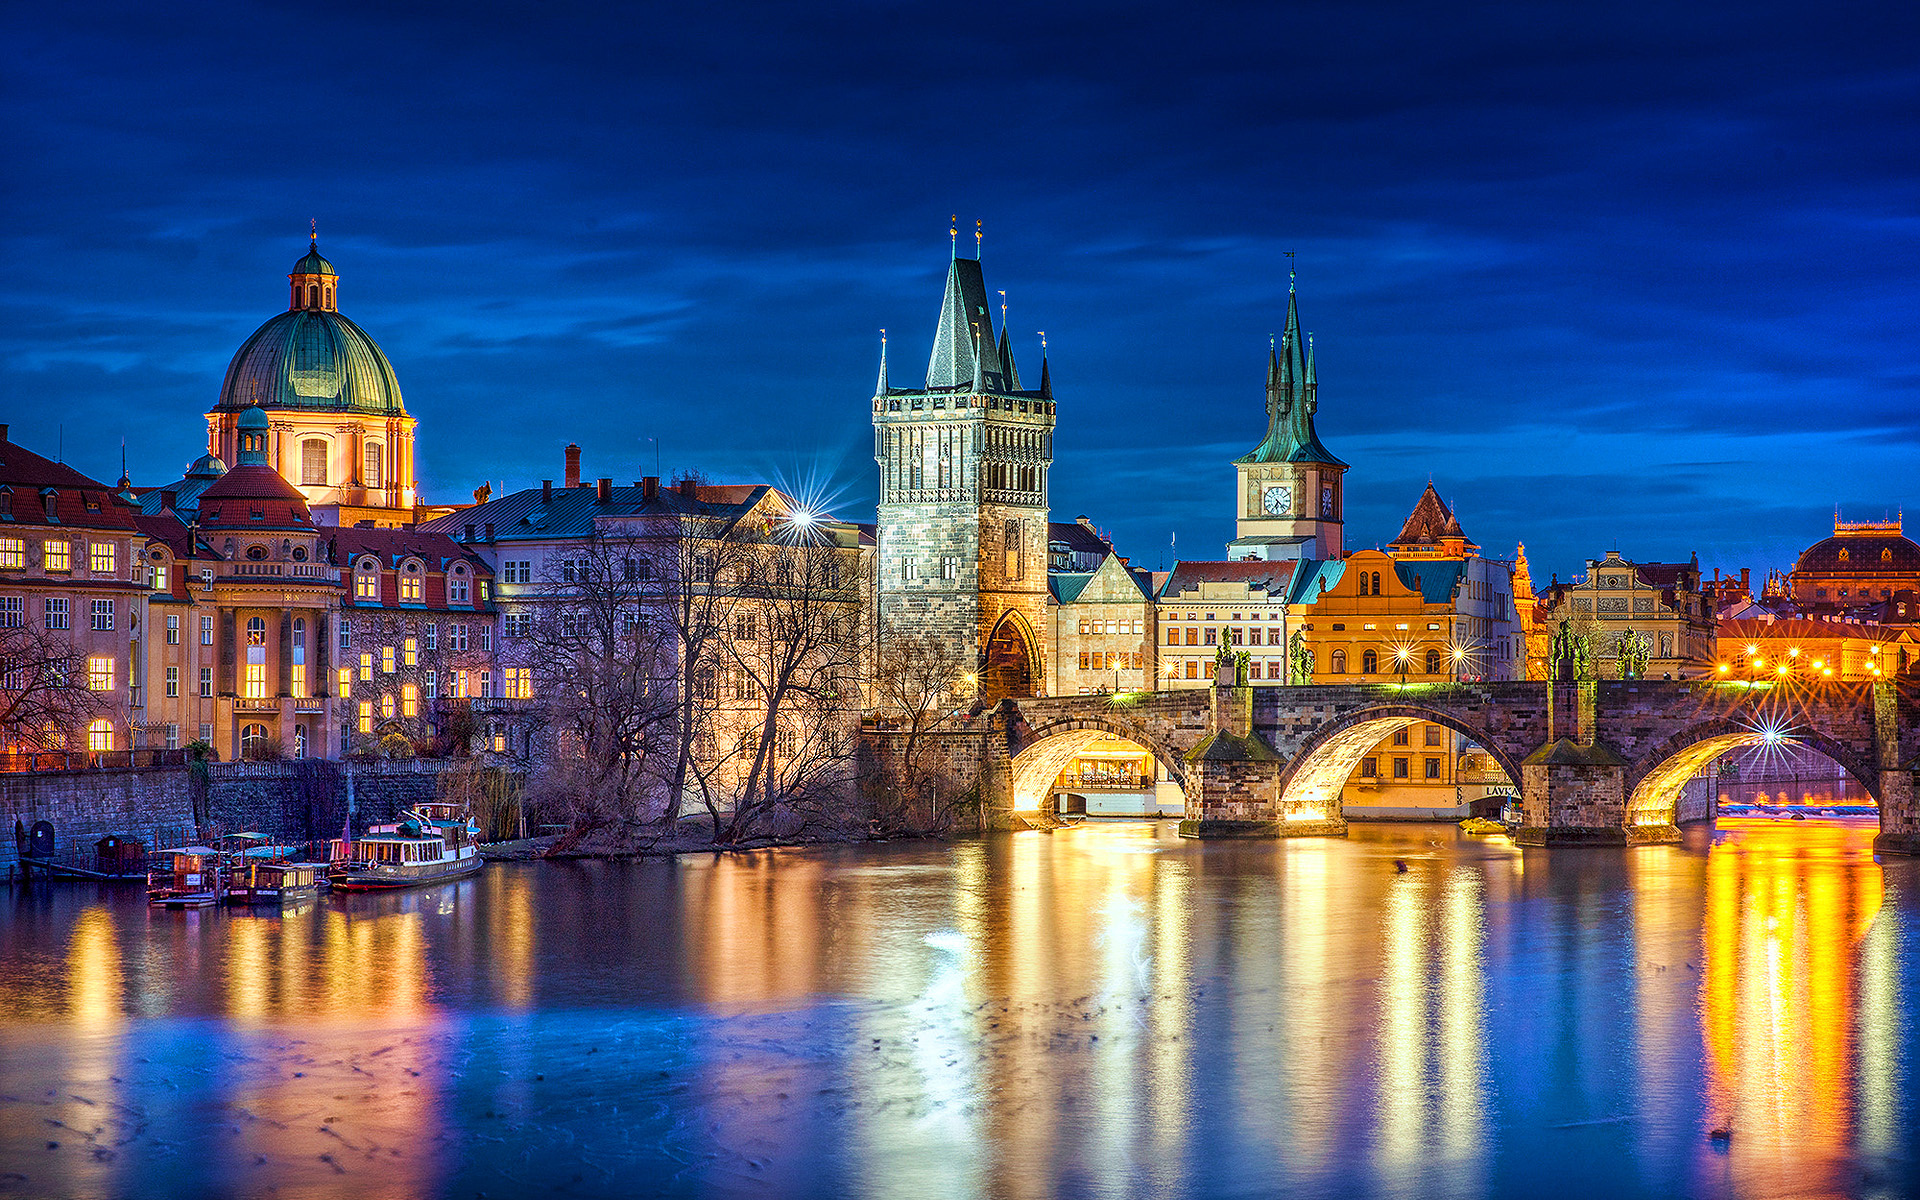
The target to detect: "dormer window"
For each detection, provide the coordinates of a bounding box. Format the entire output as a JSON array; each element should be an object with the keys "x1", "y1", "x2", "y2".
[
  {"x1": 0, "y1": 486, "x2": 10, "y2": 520},
  {"x1": 249, "y1": 508, "x2": 264, "y2": 521},
  {"x1": 40, "y1": 489, "x2": 58, "y2": 522},
  {"x1": 449, "y1": 563, "x2": 470, "y2": 603},
  {"x1": 401, "y1": 561, "x2": 423, "y2": 602},
  {"x1": 355, "y1": 557, "x2": 380, "y2": 601}
]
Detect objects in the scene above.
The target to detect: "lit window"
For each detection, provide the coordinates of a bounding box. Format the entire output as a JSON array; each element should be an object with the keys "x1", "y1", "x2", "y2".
[
  {"x1": 337, "y1": 667, "x2": 353, "y2": 698},
  {"x1": 382, "y1": 646, "x2": 396, "y2": 674},
  {"x1": 504, "y1": 667, "x2": 532, "y2": 699},
  {"x1": 88, "y1": 719, "x2": 113, "y2": 752},
  {"x1": 358, "y1": 701, "x2": 372, "y2": 733},
  {"x1": 401, "y1": 565, "x2": 422, "y2": 601},
  {"x1": 402, "y1": 684, "x2": 418, "y2": 717},
  {"x1": 290, "y1": 663, "x2": 306, "y2": 697},
  {"x1": 88, "y1": 656, "x2": 114, "y2": 692},
  {"x1": 44, "y1": 540, "x2": 70, "y2": 572},
  {"x1": 356, "y1": 568, "x2": 379, "y2": 600},
  {"x1": 244, "y1": 662, "x2": 266, "y2": 699},
  {"x1": 404, "y1": 636, "x2": 418, "y2": 667},
  {"x1": 380, "y1": 693, "x2": 395, "y2": 720},
  {"x1": 246, "y1": 615, "x2": 266, "y2": 645},
  {"x1": 90, "y1": 542, "x2": 115, "y2": 574},
  {"x1": 0, "y1": 538, "x2": 21, "y2": 569},
  {"x1": 149, "y1": 563, "x2": 168, "y2": 591}
]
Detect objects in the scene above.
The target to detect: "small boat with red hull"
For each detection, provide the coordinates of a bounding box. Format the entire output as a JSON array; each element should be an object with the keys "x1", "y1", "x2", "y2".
[{"x1": 329, "y1": 802, "x2": 482, "y2": 891}]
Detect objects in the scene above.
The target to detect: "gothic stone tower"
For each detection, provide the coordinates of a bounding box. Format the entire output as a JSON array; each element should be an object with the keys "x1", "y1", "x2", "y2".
[
  {"x1": 874, "y1": 253, "x2": 1055, "y2": 701},
  {"x1": 1228, "y1": 278, "x2": 1348, "y2": 562}
]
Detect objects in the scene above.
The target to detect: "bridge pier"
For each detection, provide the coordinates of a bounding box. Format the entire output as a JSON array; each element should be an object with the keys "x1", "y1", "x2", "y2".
[
  {"x1": 1178, "y1": 685, "x2": 1347, "y2": 840},
  {"x1": 1873, "y1": 769, "x2": 1920, "y2": 855}
]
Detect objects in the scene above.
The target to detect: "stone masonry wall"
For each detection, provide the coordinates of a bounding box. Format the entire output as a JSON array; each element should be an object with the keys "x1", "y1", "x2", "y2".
[{"x1": 1, "y1": 767, "x2": 196, "y2": 874}]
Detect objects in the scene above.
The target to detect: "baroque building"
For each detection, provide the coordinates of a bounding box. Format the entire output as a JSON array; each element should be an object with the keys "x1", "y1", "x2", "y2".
[
  {"x1": 1540, "y1": 551, "x2": 1715, "y2": 678},
  {"x1": 1788, "y1": 514, "x2": 1920, "y2": 618},
  {"x1": 1228, "y1": 277, "x2": 1346, "y2": 562},
  {"x1": 874, "y1": 250, "x2": 1055, "y2": 700},
  {"x1": 198, "y1": 237, "x2": 431, "y2": 529}
]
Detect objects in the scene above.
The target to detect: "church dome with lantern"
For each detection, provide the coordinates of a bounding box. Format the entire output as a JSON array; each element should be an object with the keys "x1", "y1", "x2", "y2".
[{"x1": 203, "y1": 236, "x2": 421, "y2": 526}]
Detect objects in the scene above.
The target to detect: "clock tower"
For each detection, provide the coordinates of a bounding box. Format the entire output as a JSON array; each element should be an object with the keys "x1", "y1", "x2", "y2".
[{"x1": 1227, "y1": 277, "x2": 1346, "y2": 562}]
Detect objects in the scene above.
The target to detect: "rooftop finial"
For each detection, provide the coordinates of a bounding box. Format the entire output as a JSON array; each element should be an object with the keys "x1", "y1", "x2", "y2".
[
  {"x1": 950, "y1": 215, "x2": 957, "y2": 257},
  {"x1": 1038, "y1": 330, "x2": 1047, "y2": 352},
  {"x1": 875, "y1": 329, "x2": 889, "y2": 395},
  {"x1": 310, "y1": 218, "x2": 317, "y2": 245},
  {"x1": 975, "y1": 219, "x2": 983, "y2": 260},
  {"x1": 998, "y1": 289, "x2": 1007, "y2": 327},
  {"x1": 1285, "y1": 249, "x2": 1296, "y2": 289}
]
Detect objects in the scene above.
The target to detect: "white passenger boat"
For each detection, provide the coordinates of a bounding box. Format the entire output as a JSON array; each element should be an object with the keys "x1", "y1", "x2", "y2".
[{"x1": 329, "y1": 803, "x2": 482, "y2": 891}]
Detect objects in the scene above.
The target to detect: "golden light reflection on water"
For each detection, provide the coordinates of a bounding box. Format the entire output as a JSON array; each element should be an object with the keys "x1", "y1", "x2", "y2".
[{"x1": 1699, "y1": 818, "x2": 1888, "y2": 1192}]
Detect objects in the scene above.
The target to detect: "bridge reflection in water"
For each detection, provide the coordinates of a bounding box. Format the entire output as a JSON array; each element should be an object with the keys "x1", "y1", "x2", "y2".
[{"x1": 0, "y1": 820, "x2": 1915, "y2": 1197}]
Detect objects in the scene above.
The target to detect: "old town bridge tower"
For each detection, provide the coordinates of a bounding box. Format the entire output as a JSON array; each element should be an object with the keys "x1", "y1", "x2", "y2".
[{"x1": 873, "y1": 247, "x2": 1055, "y2": 701}]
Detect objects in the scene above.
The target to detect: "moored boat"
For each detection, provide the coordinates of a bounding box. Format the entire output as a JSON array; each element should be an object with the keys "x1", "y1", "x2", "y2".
[
  {"x1": 148, "y1": 846, "x2": 225, "y2": 908},
  {"x1": 329, "y1": 802, "x2": 482, "y2": 891},
  {"x1": 226, "y1": 853, "x2": 326, "y2": 905}
]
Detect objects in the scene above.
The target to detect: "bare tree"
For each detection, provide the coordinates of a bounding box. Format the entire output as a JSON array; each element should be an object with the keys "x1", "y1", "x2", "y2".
[
  {"x1": 0, "y1": 620, "x2": 102, "y2": 751},
  {"x1": 511, "y1": 529, "x2": 683, "y2": 829},
  {"x1": 706, "y1": 530, "x2": 863, "y2": 843},
  {"x1": 866, "y1": 626, "x2": 973, "y2": 830}
]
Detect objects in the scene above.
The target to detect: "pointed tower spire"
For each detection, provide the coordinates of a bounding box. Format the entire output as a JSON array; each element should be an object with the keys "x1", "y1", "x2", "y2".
[
  {"x1": 1235, "y1": 276, "x2": 1344, "y2": 469},
  {"x1": 971, "y1": 324, "x2": 989, "y2": 393},
  {"x1": 996, "y1": 327, "x2": 1020, "y2": 391},
  {"x1": 926, "y1": 256, "x2": 995, "y2": 388},
  {"x1": 1037, "y1": 331, "x2": 1052, "y2": 399},
  {"x1": 875, "y1": 329, "x2": 889, "y2": 396}
]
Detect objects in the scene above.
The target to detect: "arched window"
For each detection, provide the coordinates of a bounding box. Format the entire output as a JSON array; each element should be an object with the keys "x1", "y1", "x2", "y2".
[
  {"x1": 1362, "y1": 649, "x2": 1378, "y2": 674},
  {"x1": 448, "y1": 564, "x2": 469, "y2": 603},
  {"x1": 364, "y1": 442, "x2": 384, "y2": 490},
  {"x1": 1330, "y1": 648, "x2": 1347, "y2": 674},
  {"x1": 301, "y1": 439, "x2": 328, "y2": 485},
  {"x1": 356, "y1": 558, "x2": 380, "y2": 600},
  {"x1": 323, "y1": 286, "x2": 333, "y2": 309},
  {"x1": 240, "y1": 723, "x2": 269, "y2": 759},
  {"x1": 307, "y1": 284, "x2": 319, "y2": 308},
  {"x1": 1426, "y1": 649, "x2": 1442, "y2": 675},
  {"x1": 88, "y1": 719, "x2": 114, "y2": 753},
  {"x1": 292, "y1": 617, "x2": 305, "y2": 644},
  {"x1": 1371, "y1": 572, "x2": 1382, "y2": 595},
  {"x1": 293, "y1": 723, "x2": 308, "y2": 759},
  {"x1": 246, "y1": 616, "x2": 266, "y2": 645}
]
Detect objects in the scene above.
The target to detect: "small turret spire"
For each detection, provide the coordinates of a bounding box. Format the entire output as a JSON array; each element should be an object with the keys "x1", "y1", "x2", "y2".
[
  {"x1": 950, "y1": 215, "x2": 958, "y2": 259},
  {"x1": 971, "y1": 323, "x2": 988, "y2": 393},
  {"x1": 975, "y1": 219, "x2": 983, "y2": 260},
  {"x1": 875, "y1": 329, "x2": 889, "y2": 396},
  {"x1": 1037, "y1": 331, "x2": 1052, "y2": 399}
]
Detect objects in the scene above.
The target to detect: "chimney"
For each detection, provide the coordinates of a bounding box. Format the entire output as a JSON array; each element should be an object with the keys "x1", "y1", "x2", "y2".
[
  {"x1": 484, "y1": 523, "x2": 495, "y2": 542},
  {"x1": 0, "y1": 424, "x2": 9, "y2": 442},
  {"x1": 1740, "y1": 567, "x2": 1750, "y2": 591},
  {"x1": 542, "y1": 479, "x2": 553, "y2": 503},
  {"x1": 160, "y1": 489, "x2": 177, "y2": 512},
  {"x1": 678, "y1": 478, "x2": 698, "y2": 499},
  {"x1": 564, "y1": 444, "x2": 582, "y2": 489},
  {"x1": 596, "y1": 477, "x2": 612, "y2": 503},
  {"x1": 1077, "y1": 515, "x2": 1093, "y2": 529},
  {"x1": 463, "y1": 523, "x2": 476, "y2": 542},
  {"x1": 642, "y1": 476, "x2": 659, "y2": 501}
]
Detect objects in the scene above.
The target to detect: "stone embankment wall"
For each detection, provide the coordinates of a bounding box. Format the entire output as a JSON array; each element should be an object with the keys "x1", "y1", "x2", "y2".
[
  {"x1": 2, "y1": 760, "x2": 476, "y2": 873},
  {"x1": 1, "y1": 767, "x2": 196, "y2": 874}
]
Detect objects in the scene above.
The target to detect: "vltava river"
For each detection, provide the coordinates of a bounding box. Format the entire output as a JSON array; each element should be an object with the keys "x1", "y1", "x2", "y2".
[{"x1": 1, "y1": 819, "x2": 1915, "y2": 1199}]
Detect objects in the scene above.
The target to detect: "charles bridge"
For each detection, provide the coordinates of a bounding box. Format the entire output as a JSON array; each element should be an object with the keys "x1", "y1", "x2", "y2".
[{"x1": 926, "y1": 679, "x2": 1920, "y2": 853}]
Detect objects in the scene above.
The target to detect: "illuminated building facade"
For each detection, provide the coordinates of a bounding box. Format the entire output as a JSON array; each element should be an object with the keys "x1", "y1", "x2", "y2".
[
  {"x1": 1048, "y1": 550, "x2": 1156, "y2": 696},
  {"x1": 1540, "y1": 551, "x2": 1716, "y2": 678},
  {"x1": 1154, "y1": 560, "x2": 1303, "y2": 689},
  {"x1": 873, "y1": 249, "x2": 1055, "y2": 701},
  {"x1": 0, "y1": 426, "x2": 150, "y2": 756},
  {"x1": 1713, "y1": 617, "x2": 1913, "y2": 682}
]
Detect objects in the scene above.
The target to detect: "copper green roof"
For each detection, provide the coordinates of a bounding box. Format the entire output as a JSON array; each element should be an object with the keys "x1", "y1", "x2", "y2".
[
  {"x1": 215, "y1": 308, "x2": 405, "y2": 414},
  {"x1": 1235, "y1": 284, "x2": 1345, "y2": 467},
  {"x1": 293, "y1": 241, "x2": 336, "y2": 276}
]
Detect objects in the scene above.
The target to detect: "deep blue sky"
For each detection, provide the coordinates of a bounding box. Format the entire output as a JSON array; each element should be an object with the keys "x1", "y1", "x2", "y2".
[{"x1": 5, "y1": 1, "x2": 1917, "y2": 584}]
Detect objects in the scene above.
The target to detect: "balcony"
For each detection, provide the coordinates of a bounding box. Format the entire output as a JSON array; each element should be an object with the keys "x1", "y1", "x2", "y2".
[
  {"x1": 232, "y1": 696, "x2": 281, "y2": 713},
  {"x1": 223, "y1": 563, "x2": 340, "y2": 582}
]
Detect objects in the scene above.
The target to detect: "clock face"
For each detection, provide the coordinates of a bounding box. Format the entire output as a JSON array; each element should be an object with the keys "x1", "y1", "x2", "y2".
[{"x1": 1262, "y1": 485, "x2": 1291, "y2": 515}]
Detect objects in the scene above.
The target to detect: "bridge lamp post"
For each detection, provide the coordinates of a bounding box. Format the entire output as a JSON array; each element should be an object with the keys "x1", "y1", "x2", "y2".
[
  {"x1": 1450, "y1": 644, "x2": 1468, "y2": 683},
  {"x1": 1394, "y1": 645, "x2": 1411, "y2": 685}
]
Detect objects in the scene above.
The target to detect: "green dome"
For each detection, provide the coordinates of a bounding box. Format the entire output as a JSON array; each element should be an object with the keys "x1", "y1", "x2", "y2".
[
  {"x1": 237, "y1": 404, "x2": 269, "y2": 431},
  {"x1": 293, "y1": 242, "x2": 336, "y2": 276},
  {"x1": 216, "y1": 308, "x2": 406, "y2": 415}
]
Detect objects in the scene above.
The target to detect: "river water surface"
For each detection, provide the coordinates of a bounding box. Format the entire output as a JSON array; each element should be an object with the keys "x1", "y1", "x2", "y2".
[{"x1": 1, "y1": 818, "x2": 1916, "y2": 1199}]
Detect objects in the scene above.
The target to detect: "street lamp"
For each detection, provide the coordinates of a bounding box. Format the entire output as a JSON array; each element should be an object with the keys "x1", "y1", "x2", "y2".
[{"x1": 1394, "y1": 645, "x2": 1410, "y2": 684}]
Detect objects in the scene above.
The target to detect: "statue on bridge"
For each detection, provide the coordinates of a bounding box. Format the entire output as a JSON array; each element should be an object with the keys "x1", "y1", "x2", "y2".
[
  {"x1": 1549, "y1": 619, "x2": 1596, "y2": 682},
  {"x1": 1288, "y1": 629, "x2": 1313, "y2": 685},
  {"x1": 1614, "y1": 631, "x2": 1651, "y2": 680},
  {"x1": 1213, "y1": 642, "x2": 1251, "y2": 686}
]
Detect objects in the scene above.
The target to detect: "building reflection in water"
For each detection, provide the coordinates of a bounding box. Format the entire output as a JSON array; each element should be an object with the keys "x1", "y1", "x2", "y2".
[{"x1": 1697, "y1": 818, "x2": 1894, "y2": 1195}]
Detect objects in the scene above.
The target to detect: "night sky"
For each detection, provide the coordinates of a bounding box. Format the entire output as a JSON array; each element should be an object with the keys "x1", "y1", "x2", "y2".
[{"x1": 6, "y1": 1, "x2": 1917, "y2": 584}]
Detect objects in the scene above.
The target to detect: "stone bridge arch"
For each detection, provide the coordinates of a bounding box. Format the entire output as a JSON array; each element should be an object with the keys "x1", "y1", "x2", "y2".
[
  {"x1": 1274, "y1": 703, "x2": 1526, "y2": 819},
  {"x1": 1624, "y1": 717, "x2": 1883, "y2": 826},
  {"x1": 1007, "y1": 713, "x2": 1190, "y2": 813}
]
